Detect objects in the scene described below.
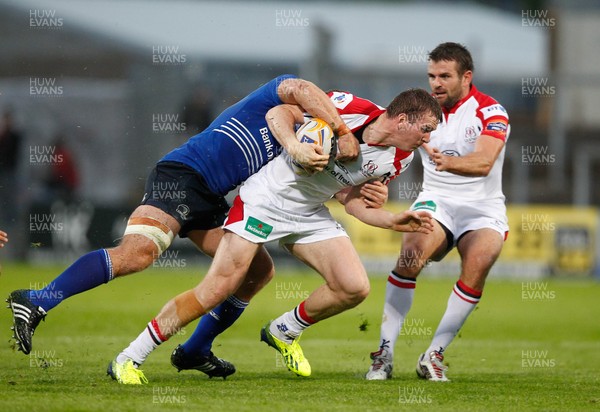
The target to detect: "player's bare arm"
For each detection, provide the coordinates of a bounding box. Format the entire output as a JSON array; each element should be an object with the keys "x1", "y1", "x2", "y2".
[
  {"x1": 342, "y1": 185, "x2": 433, "y2": 233},
  {"x1": 276, "y1": 78, "x2": 359, "y2": 161},
  {"x1": 360, "y1": 180, "x2": 388, "y2": 208},
  {"x1": 424, "y1": 135, "x2": 505, "y2": 177},
  {"x1": 335, "y1": 181, "x2": 388, "y2": 209},
  {"x1": 266, "y1": 104, "x2": 329, "y2": 173}
]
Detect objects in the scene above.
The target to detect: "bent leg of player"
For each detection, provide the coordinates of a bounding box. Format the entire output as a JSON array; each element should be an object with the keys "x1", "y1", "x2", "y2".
[
  {"x1": 417, "y1": 228, "x2": 503, "y2": 382},
  {"x1": 7, "y1": 205, "x2": 177, "y2": 356},
  {"x1": 366, "y1": 221, "x2": 448, "y2": 381},
  {"x1": 261, "y1": 236, "x2": 369, "y2": 377},
  {"x1": 170, "y1": 228, "x2": 237, "y2": 378},
  {"x1": 111, "y1": 231, "x2": 260, "y2": 384},
  {"x1": 173, "y1": 231, "x2": 275, "y2": 378}
]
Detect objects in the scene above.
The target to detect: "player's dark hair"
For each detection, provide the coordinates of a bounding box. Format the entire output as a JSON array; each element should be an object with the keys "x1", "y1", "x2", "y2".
[
  {"x1": 429, "y1": 42, "x2": 474, "y2": 75},
  {"x1": 386, "y1": 88, "x2": 442, "y2": 122}
]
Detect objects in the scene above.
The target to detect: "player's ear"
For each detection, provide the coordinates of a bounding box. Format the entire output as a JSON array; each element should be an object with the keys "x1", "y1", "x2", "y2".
[
  {"x1": 462, "y1": 70, "x2": 473, "y2": 87},
  {"x1": 396, "y1": 113, "x2": 409, "y2": 130}
]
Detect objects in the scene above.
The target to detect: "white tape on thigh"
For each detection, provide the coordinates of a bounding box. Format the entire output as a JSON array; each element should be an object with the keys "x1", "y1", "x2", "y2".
[{"x1": 124, "y1": 222, "x2": 174, "y2": 255}]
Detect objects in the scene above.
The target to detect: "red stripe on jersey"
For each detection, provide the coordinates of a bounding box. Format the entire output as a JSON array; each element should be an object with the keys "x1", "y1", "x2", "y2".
[
  {"x1": 473, "y1": 87, "x2": 509, "y2": 142},
  {"x1": 356, "y1": 109, "x2": 386, "y2": 133},
  {"x1": 327, "y1": 91, "x2": 385, "y2": 132},
  {"x1": 393, "y1": 148, "x2": 412, "y2": 177},
  {"x1": 225, "y1": 195, "x2": 245, "y2": 225},
  {"x1": 389, "y1": 151, "x2": 403, "y2": 182},
  {"x1": 381, "y1": 148, "x2": 413, "y2": 186}
]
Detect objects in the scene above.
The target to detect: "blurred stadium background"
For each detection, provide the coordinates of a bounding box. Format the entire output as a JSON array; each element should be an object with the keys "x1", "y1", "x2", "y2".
[{"x1": 0, "y1": 0, "x2": 598, "y2": 281}]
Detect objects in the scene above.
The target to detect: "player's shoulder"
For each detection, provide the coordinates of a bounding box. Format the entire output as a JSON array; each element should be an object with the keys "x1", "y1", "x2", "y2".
[
  {"x1": 472, "y1": 88, "x2": 509, "y2": 120},
  {"x1": 327, "y1": 90, "x2": 355, "y2": 110},
  {"x1": 382, "y1": 146, "x2": 413, "y2": 167},
  {"x1": 327, "y1": 90, "x2": 383, "y2": 113},
  {"x1": 272, "y1": 74, "x2": 298, "y2": 85},
  {"x1": 258, "y1": 74, "x2": 299, "y2": 96}
]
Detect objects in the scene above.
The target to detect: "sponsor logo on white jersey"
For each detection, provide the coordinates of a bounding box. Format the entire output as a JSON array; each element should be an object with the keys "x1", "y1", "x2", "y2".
[
  {"x1": 330, "y1": 92, "x2": 353, "y2": 109},
  {"x1": 481, "y1": 104, "x2": 508, "y2": 120}
]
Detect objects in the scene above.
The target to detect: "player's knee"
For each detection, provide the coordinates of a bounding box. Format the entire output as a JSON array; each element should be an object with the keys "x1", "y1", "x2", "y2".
[
  {"x1": 339, "y1": 278, "x2": 370, "y2": 308},
  {"x1": 354, "y1": 283, "x2": 370, "y2": 304},
  {"x1": 246, "y1": 249, "x2": 275, "y2": 285}
]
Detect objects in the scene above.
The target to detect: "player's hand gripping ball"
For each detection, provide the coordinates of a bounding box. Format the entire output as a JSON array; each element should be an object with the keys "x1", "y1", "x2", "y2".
[{"x1": 292, "y1": 118, "x2": 335, "y2": 174}]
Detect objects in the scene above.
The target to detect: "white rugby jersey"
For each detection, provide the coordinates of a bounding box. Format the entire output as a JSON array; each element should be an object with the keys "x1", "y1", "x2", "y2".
[
  {"x1": 420, "y1": 85, "x2": 510, "y2": 200},
  {"x1": 238, "y1": 92, "x2": 413, "y2": 216}
]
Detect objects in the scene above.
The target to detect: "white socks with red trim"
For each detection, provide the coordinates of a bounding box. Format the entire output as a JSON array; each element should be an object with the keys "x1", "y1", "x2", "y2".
[
  {"x1": 116, "y1": 319, "x2": 167, "y2": 366},
  {"x1": 270, "y1": 301, "x2": 316, "y2": 343},
  {"x1": 378, "y1": 271, "x2": 416, "y2": 356},
  {"x1": 425, "y1": 280, "x2": 482, "y2": 354}
]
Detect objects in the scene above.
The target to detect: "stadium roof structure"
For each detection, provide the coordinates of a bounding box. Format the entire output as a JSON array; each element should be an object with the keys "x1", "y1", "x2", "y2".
[{"x1": 0, "y1": 0, "x2": 547, "y2": 80}]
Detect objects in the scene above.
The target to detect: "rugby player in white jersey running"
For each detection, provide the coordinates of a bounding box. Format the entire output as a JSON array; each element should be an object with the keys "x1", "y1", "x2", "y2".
[{"x1": 366, "y1": 42, "x2": 510, "y2": 382}]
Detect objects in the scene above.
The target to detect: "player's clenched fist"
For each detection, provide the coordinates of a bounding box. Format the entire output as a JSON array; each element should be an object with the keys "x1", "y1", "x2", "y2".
[
  {"x1": 287, "y1": 142, "x2": 330, "y2": 174},
  {"x1": 335, "y1": 132, "x2": 359, "y2": 161}
]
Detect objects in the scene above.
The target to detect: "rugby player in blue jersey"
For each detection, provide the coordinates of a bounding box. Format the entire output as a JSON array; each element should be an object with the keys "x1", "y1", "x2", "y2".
[{"x1": 7, "y1": 75, "x2": 375, "y2": 380}]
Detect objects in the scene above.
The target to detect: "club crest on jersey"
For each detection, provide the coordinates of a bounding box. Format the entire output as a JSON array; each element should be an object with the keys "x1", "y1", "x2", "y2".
[
  {"x1": 360, "y1": 160, "x2": 379, "y2": 177},
  {"x1": 464, "y1": 126, "x2": 478, "y2": 143}
]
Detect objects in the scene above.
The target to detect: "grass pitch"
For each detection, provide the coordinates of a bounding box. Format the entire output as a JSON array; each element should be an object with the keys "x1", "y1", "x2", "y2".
[{"x1": 0, "y1": 262, "x2": 599, "y2": 411}]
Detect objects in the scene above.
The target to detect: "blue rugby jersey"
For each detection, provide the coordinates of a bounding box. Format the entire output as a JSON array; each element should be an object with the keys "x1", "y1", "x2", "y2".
[{"x1": 161, "y1": 74, "x2": 295, "y2": 195}]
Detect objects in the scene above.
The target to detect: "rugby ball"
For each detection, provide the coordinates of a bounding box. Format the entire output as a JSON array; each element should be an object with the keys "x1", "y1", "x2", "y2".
[{"x1": 296, "y1": 118, "x2": 334, "y2": 156}]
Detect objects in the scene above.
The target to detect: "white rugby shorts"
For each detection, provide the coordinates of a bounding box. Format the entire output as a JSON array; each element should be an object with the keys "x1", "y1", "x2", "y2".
[
  {"x1": 224, "y1": 195, "x2": 348, "y2": 245},
  {"x1": 411, "y1": 191, "x2": 509, "y2": 245}
]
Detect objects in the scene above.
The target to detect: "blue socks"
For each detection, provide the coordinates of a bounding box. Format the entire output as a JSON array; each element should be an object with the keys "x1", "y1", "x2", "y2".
[
  {"x1": 181, "y1": 295, "x2": 248, "y2": 356},
  {"x1": 27, "y1": 248, "x2": 247, "y2": 358},
  {"x1": 29, "y1": 249, "x2": 113, "y2": 312}
]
